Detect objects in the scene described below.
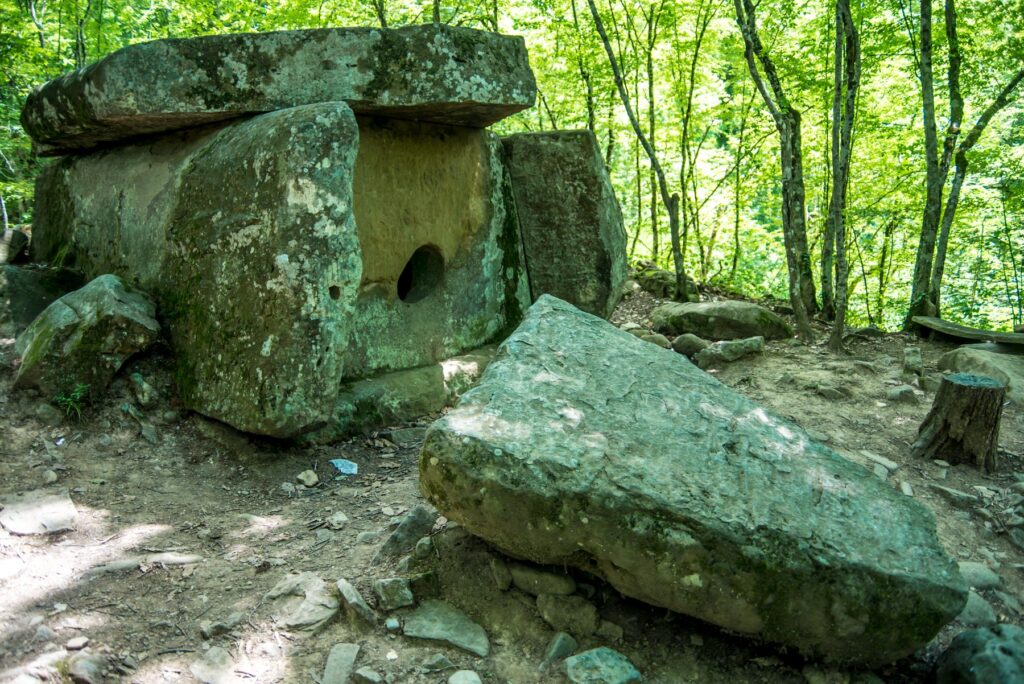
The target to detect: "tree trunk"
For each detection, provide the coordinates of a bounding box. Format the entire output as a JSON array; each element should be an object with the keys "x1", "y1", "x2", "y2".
[{"x1": 911, "y1": 373, "x2": 1006, "y2": 473}]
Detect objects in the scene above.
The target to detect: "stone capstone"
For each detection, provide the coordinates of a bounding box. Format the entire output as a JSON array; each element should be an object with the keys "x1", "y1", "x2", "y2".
[
  {"x1": 652, "y1": 300, "x2": 792, "y2": 340},
  {"x1": 14, "y1": 274, "x2": 159, "y2": 399},
  {"x1": 22, "y1": 25, "x2": 537, "y2": 154},
  {"x1": 502, "y1": 131, "x2": 627, "y2": 319},
  {"x1": 419, "y1": 295, "x2": 967, "y2": 665},
  {"x1": 0, "y1": 265, "x2": 83, "y2": 338}
]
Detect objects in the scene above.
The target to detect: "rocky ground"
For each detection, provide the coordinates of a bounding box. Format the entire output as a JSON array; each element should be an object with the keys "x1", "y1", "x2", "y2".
[{"x1": 1, "y1": 288, "x2": 1023, "y2": 684}]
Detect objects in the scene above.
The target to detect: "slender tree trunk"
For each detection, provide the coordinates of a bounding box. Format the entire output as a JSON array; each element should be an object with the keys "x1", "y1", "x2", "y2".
[
  {"x1": 433, "y1": 0, "x2": 440, "y2": 24},
  {"x1": 588, "y1": 0, "x2": 690, "y2": 299},
  {"x1": 647, "y1": 11, "x2": 658, "y2": 260},
  {"x1": 821, "y1": 5, "x2": 840, "y2": 322},
  {"x1": 733, "y1": 0, "x2": 815, "y2": 340},
  {"x1": 827, "y1": 0, "x2": 860, "y2": 351},
  {"x1": 372, "y1": 0, "x2": 387, "y2": 27}
]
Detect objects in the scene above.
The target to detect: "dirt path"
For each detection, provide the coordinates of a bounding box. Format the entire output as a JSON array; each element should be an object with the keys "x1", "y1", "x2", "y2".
[{"x1": 1, "y1": 294, "x2": 1022, "y2": 683}]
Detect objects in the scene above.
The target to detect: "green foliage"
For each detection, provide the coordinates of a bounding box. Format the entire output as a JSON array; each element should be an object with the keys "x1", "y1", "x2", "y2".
[
  {"x1": 1, "y1": 0, "x2": 1022, "y2": 330},
  {"x1": 53, "y1": 382, "x2": 89, "y2": 420}
]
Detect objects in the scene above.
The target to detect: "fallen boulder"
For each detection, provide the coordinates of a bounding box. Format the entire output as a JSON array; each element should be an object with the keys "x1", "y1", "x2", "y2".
[
  {"x1": 652, "y1": 300, "x2": 792, "y2": 340},
  {"x1": 420, "y1": 295, "x2": 966, "y2": 665},
  {"x1": 938, "y1": 347, "x2": 1024, "y2": 404},
  {"x1": 14, "y1": 274, "x2": 159, "y2": 399},
  {"x1": 22, "y1": 25, "x2": 536, "y2": 154},
  {"x1": 503, "y1": 130, "x2": 627, "y2": 319}
]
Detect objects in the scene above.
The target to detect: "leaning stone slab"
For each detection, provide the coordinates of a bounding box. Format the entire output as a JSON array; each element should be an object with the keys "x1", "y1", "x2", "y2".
[
  {"x1": 503, "y1": 131, "x2": 627, "y2": 318},
  {"x1": 420, "y1": 296, "x2": 967, "y2": 665},
  {"x1": 22, "y1": 25, "x2": 536, "y2": 155},
  {"x1": 14, "y1": 274, "x2": 159, "y2": 398},
  {"x1": 652, "y1": 300, "x2": 792, "y2": 340},
  {"x1": 402, "y1": 600, "x2": 489, "y2": 657}
]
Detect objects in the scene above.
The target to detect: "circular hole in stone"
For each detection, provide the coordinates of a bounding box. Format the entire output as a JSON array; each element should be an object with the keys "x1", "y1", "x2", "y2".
[
  {"x1": 397, "y1": 245, "x2": 444, "y2": 303},
  {"x1": 329, "y1": 285, "x2": 341, "y2": 300}
]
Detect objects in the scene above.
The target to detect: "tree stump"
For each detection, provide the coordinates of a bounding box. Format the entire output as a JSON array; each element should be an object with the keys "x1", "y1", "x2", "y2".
[{"x1": 911, "y1": 373, "x2": 1006, "y2": 472}]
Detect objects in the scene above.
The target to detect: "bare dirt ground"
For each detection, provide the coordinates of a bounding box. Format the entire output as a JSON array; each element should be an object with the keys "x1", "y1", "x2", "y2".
[{"x1": 1, "y1": 288, "x2": 1022, "y2": 684}]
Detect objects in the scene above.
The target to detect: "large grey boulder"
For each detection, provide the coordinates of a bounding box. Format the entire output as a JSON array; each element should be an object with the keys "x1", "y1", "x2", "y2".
[
  {"x1": 420, "y1": 296, "x2": 966, "y2": 665},
  {"x1": 15, "y1": 274, "x2": 159, "y2": 398},
  {"x1": 0, "y1": 265, "x2": 83, "y2": 337},
  {"x1": 938, "y1": 347, "x2": 1024, "y2": 404},
  {"x1": 502, "y1": 131, "x2": 627, "y2": 319},
  {"x1": 22, "y1": 25, "x2": 536, "y2": 155},
  {"x1": 935, "y1": 624, "x2": 1024, "y2": 683},
  {"x1": 652, "y1": 300, "x2": 792, "y2": 340}
]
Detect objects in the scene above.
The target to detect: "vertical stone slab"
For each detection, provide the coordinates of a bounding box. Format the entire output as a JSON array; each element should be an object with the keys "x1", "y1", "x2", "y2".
[
  {"x1": 163, "y1": 102, "x2": 362, "y2": 436},
  {"x1": 502, "y1": 131, "x2": 627, "y2": 319},
  {"x1": 342, "y1": 117, "x2": 530, "y2": 378}
]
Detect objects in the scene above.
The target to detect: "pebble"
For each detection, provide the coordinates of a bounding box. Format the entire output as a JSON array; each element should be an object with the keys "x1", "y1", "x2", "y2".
[
  {"x1": 325, "y1": 511, "x2": 349, "y2": 530},
  {"x1": 35, "y1": 403, "x2": 63, "y2": 426},
  {"x1": 33, "y1": 626, "x2": 55, "y2": 642},
  {"x1": 900, "y1": 481, "x2": 914, "y2": 497},
  {"x1": 337, "y1": 578, "x2": 378, "y2": 627},
  {"x1": 68, "y1": 650, "x2": 108, "y2": 684},
  {"x1": 860, "y1": 451, "x2": 898, "y2": 471},
  {"x1": 540, "y1": 632, "x2": 578, "y2": 671},
  {"x1": 886, "y1": 385, "x2": 918, "y2": 404},
  {"x1": 872, "y1": 464, "x2": 888, "y2": 480},
  {"x1": 322, "y1": 643, "x2": 360, "y2": 684},
  {"x1": 563, "y1": 647, "x2": 642, "y2": 684},
  {"x1": 352, "y1": 667, "x2": 385, "y2": 684},
  {"x1": 414, "y1": 536, "x2": 434, "y2": 560},
  {"x1": 448, "y1": 671, "x2": 482, "y2": 684},
  {"x1": 65, "y1": 636, "x2": 89, "y2": 650},
  {"x1": 420, "y1": 654, "x2": 456, "y2": 673},
  {"x1": 373, "y1": 577, "x2": 415, "y2": 611},
  {"x1": 817, "y1": 386, "x2": 844, "y2": 401},
  {"x1": 42, "y1": 469, "x2": 58, "y2": 484},
  {"x1": 385, "y1": 616, "x2": 401, "y2": 632},
  {"x1": 199, "y1": 611, "x2": 244, "y2": 639},
  {"x1": 296, "y1": 470, "x2": 319, "y2": 487}
]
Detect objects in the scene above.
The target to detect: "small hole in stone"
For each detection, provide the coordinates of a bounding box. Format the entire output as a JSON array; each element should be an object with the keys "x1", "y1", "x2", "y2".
[
  {"x1": 329, "y1": 285, "x2": 341, "y2": 300},
  {"x1": 397, "y1": 245, "x2": 444, "y2": 303}
]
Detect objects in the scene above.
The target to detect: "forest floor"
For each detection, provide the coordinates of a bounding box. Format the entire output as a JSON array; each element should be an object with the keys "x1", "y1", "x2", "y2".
[{"x1": 1, "y1": 289, "x2": 1023, "y2": 684}]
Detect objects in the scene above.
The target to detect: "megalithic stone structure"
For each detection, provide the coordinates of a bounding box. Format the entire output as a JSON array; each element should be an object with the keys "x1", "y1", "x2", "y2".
[{"x1": 21, "y1": 25, "x2": 629, "y2": 439}]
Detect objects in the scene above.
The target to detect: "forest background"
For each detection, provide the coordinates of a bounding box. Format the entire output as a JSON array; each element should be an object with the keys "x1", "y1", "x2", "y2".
[{"x1": 1, "y1": 0, "x2": 1022, "y2": 333}]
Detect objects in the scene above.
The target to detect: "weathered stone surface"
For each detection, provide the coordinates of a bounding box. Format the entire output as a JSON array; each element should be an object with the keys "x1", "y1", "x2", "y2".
[
  {"x1": 31, "y1": 110, "x2": 527, "y2": 437},
  {"x1": 263, "y1": 572, "x2": 340, "y2": 632},
  {"x1": 652, "y1": 300, "x2": 792, "y2": 340},
  {"x1": 693, "y1": 336, "x2": 765, "y2": 369},
  {"x1": 15, "y1": 274, "x2": 158, "y2": 398},
  {"x1": 322, "y1": 643, "x2": 360, "y2": 684},
  {"x1": 502, "y1": 131, "x2": 627, "y2": 318},
  {"x1": 536, "y1": 593, "x2": 599, "y2": 637},
  {"x1": 939, "y1": 347, "x2": 1024, "y2": 404},
  {"x1": 0, "y1": 265, "x2": 83, "y2": 337},
  {"x1": 562, "y1": 647, "x2": 642, "y2": 684},
  {"x1": 1, "y1": 228, "x2": 29, "y2": 263},
  {"x1": 671, "y1": 333, "x2": 709, "y2": 357},
  {"x1": 23, "y1": 25, "x2": 536, "y2": 155},
  {"x1": 935, "y1": 624, "x2": 1024, "y2": 684},
  {"x1": 402, "y1": 600, "x2": 489, "y2": 656},
  {"x1": 420, "y1": 296, "x2": 967, "y2": 665}
]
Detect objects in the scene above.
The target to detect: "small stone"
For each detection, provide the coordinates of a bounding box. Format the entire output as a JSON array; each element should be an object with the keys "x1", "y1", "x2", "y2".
[
  {"x1": 596, "y1": 620, "x2": 624, "y2": 642},
  {"x1": 42, "y1": 469, "x2": 58, "y2": 484},
  {"x1": 509, "y1": 562, "x2": 576, "y2": 596},
  {"x1": 325, "y1": 511, "x2": 349, "y2": 530},
  {"x1": 385, "y1": 616, "x2": 401, "y2": 632},
  {"x1": 139, "y1": 421, "x2": 159, "y2": 444},
  {"x1": 694, "y1": 336, "x2": 765, "y2": 369},
  {"x1": 68, "y1": 650, "x2": 109, "y2": 684},
  {"x1": 373, "y1": 577, "x2": 414, "y2": 611},
  {"x1": 373, "y1": 505, "x2": 436, "y2": 563},
  {"x1": 322, "y1": 643, "x2": 360, "y2": 684},
  {"x1": 389, "y1": 427, "x2": 428, "y2": 445},
  {"x1": 35, "y1": 403, "x2": 63, "y2": 426},
  {"x1": 199, "y1": 611, "x2": 244, "y2": 639},
  {"x1": 95, "y1": 433, "x2": 113, "y2": 451},
  {"x1": 65, "y1": 636, "x2": 89, "y2": 650},
  {"x1": 563, "y1": 647, "x2": 642, "y2": 684},
  {"x1": 958, "y1": 562, "x2": 1001, "y2": 590},
  {"x1": 352, "y1": 667, "x2": 385, "y2": 684},
  {"x1": 337, "y1": 578, "x2": 378, "y2": 627},
  {"x1": 537, "y1": 593, "x2": 600, "y2": 637},
  {"x1": 934, "y1": 459, "x2": 952, "y2": 468},
  {"x1": 448, "y1": 671, "x2": 482, "y2": 684},
  {"x1": 421, "y1": 654, "x2": 456, "y2": 673},
  {"x1": 860, "y1": 451, "x2": 899, "y2": 471},
  {"x1": 929, "y1": 484, "x2": 978, "y2": 508},
  {"x1": 903, "y1": 346, "x2": 924, "y2": 376},
  {"x1": 263, "y1": 572, "x2": 339, "y2": 632},
  {"x1": 403, "y1": 600, "x2": 489, "y2": 657},
  {"x1": 817, "y1": 386, "x2": 844, "y2": 401},
  {"x1": 671, "y1": 333, "x2": 710, "y2": 357},
  {"x1": 540, "y1": 632, "x2": 578, "y2": 671},
  {"x1": 34, "y1": 625, "x2": 55, "y2": 642},
  {"x1": 627, "y1": 328, "x2": 650, "y2": 338},
  {"x1": 130, "y1": 372, "x2": 157, "y2": 408},
  {"x1": 190, "y1": 646, "x2": 233, "y2": 684},
  {"x1": 959, "y1": 591, "x2": 998, "y2": 627},
  {"x1": 872, "y1": 464, "x2": 888, "y2": 480},
  {"x1": 490, "y1": 556, "x2": 513, "y2": 591},
  {"x1": 414, "y1": 536, "x2": 434, "y2": 560},
  {"x1": 356, "y1": 529, "x2": 383, "y2": 544},
  {"x1": 900, "y1": 481, "x2": 914, "y2": 497},
  {"x1": 921, "y1": 374, "x2": 943, "y2": 392},
  {"x1": 296, "y1": 470, "x2": 319, "y2": 487},
  {"x1": 640, "y1": 333, "x2": 672, "y2": 349},
  {"x1": 886, "y1": 385, "x2": 918, "y2": 404}
]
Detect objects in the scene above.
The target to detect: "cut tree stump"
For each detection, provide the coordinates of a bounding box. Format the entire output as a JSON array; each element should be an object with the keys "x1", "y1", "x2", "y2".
[{"x1": 911, "y1": 373, "x2": 1006, "y2": 472}]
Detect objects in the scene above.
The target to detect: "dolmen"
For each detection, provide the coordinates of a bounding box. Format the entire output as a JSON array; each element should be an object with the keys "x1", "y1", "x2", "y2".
[
  {"x1": 19, "y1": 25, "x2": 627, "y2": 438},
  {"x1": 420, "y1": 296, "x2": 968, "y2": 665}
]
